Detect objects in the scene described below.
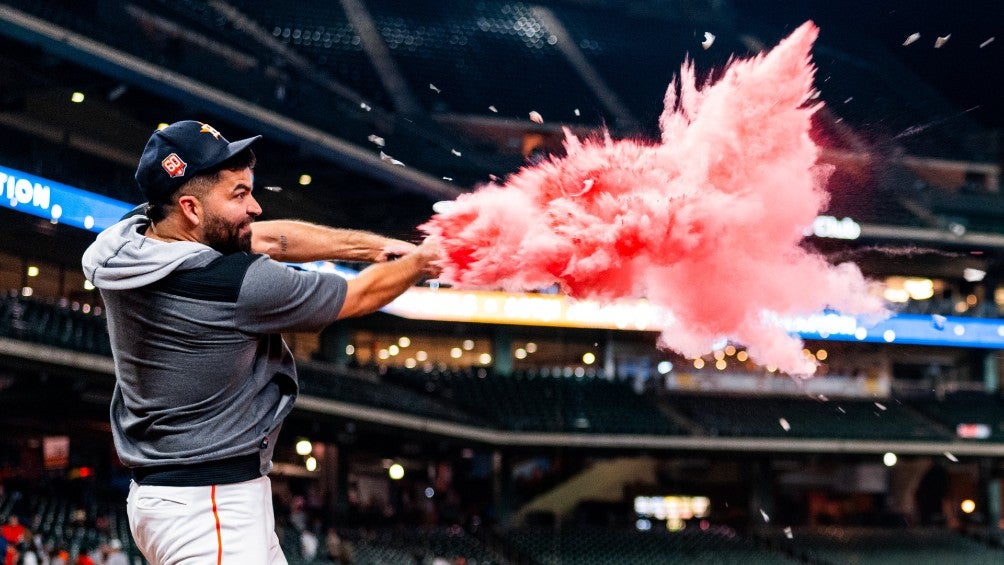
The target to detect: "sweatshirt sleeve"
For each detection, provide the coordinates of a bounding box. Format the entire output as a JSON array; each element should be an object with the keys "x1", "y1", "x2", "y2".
[{"x1": 234, "y1": 256, "x2": 347, "y2": 333}]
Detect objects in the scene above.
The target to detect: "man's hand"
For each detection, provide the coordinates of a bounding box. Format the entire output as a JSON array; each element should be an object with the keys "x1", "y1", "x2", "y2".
[
  {"x1": 376, "y1": 240, "x2": 418, "y2": 262},
  {"x1": 410, "y1": 236, "x2": 443, "y2": 279},
  {"x1": 337, "y1": 236, "x2": 443, "y2": 319}
]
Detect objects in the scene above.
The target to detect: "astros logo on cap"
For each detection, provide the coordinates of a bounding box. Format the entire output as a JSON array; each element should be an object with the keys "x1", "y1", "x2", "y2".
[
  {"x1": 162, "y1": 153, "x2": 187, "y2": 178},
  {"x1": 199, "y1": 122, "x2": 222, "y2": 139}
]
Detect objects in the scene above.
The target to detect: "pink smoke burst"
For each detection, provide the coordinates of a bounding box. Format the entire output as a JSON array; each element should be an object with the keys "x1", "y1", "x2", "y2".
[{"x1": 421, "y1": 21, "x2": 885, "y2": 376}]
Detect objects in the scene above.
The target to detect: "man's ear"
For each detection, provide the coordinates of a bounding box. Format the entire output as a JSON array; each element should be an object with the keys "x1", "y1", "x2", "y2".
[{"x1": 177, "y1": 194, "x2": 203, "y2": 227}]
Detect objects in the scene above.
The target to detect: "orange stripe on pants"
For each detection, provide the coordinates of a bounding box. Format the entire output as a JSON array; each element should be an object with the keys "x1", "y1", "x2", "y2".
[{"x1": 211, "y1": 485, "x2": 223, "y2": 565}]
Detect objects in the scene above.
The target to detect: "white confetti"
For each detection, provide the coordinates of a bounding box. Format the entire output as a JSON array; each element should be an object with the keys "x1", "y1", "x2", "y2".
[
  {"x1": 488, "y1": 174, "x2": 499, "y2": 182},
  {"x1": 875, "y1": 402, "x2": 887, "y2": 411},
  {"x1": 489, "y1": 105, "x2": 498, "y2": 113},
  {"x1": 818, "y1": 394, "x2": 829, "y2": 402},
  {"x1": 944, "y1": 451, "x2": 959, "y2": 462},
  {"x1": 360, "y1": 102, "x2": 372, "y2": 111},
  {"x1": 783, "y1": 527, "x2": 793, "y2": 539},
  {"x1": 934, "y1": 34, "x2": 950, "y2": 48},
  {"x1": 701, "y1": 31, "x2": 716, "y2": 50},
  {"x1": 932, "y1": 314, "x2": 947, "y2": 330},
  {"x1": 432, "y1": 201, "x2": 456, "y2": 214},
  {"x1": 844, "y1": 97, "x2": 854, "y2": 104},
  {"x1": 529, "y1": 111, "x2": 544, "y2": 124},
  {"x1": 837, "y1": 406, "x2": 846, "y2": 414},
  {"x1": 573, "y1": 108, "x2": 580, "y2": 116},
  {"x1": 451, "y1": 149, "x2": 462, "y2": 157},
  {"x1": 779, "y1": 418, "x2": 791, "y2": 432},
  {"x1": 379, "y1": 151, "x2": 405, "y2": 167},
  {"x1": 759, "y1": 509, "x2": 770, "y2": 523},
  {"x1": 429, "y1": 83, "x2": 441, "y2": 93},
  {"x1": 980, "y1": 37, "x2": 995, "y2": 48},
  {"x1": 903, "y1": 32, "x2": 921, "y2": 46},
  {"x1": 442, "y1": 177, "x2": 453, "y2": 181},
  {"x1": 582, "y1": 179, "x2": 594, "y2": 191},
  {"x1": 367, "y1": 134, "x2": 386, "y2": 148},
  {"x1": 263, "y1": 185, "x2": 282, "y2": 192}
]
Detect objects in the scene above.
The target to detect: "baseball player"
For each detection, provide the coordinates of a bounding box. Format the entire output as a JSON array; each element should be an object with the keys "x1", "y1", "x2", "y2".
[{"x1": 82, "y1": 120, "x2": 440, "y2": 564}]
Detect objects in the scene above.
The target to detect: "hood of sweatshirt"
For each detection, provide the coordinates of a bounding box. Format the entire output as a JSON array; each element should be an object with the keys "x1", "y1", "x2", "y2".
[{"x1": 81, "y1": 215, "x2": 220, "y2": 290}]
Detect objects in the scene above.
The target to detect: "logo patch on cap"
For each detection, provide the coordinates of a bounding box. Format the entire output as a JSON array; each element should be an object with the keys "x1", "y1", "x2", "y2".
[
  {"x1": 199, "y1": 122, "x2": 222, "y2": 140},
  {"x1": 161, "y1": 153, "x2": 187, "y2": 178}
]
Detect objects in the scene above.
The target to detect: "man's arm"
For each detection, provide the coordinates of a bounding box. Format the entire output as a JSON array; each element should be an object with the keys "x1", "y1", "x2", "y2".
[
  {"x1": 337, "y1": 238, "x2": 441, "y2": 319},
  {"x1": 251, "y1": 220, "x2": 417, "y2": 263}
]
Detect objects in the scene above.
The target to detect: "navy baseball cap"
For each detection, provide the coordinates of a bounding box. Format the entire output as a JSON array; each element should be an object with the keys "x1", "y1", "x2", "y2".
[{"x1": 135, "y1": 120, "x2": 261, "y2": 203}]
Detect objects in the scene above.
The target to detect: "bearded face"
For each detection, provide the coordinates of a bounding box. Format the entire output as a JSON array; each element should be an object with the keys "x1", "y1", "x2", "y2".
[{"x1": 202, "y1": 212, "x2": 252, "y2": 254}]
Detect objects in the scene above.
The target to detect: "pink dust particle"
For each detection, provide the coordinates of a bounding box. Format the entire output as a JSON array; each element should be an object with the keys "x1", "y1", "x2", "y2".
[{"x1": 421, "y1": 21, "x2": 885, "y2": 376}]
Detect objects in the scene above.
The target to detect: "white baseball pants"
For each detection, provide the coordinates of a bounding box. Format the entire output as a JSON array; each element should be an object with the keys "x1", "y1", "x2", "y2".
[{"x1": 127, "y1": 476, "x2": 287, "y2": 565}]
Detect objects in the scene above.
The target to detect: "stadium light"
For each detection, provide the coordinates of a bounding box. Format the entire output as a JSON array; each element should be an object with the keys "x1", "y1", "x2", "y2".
[
  {"x1": 883, "y1": 452, "x2": 897, "y2": 467},
  {"x1": 961, "y1": 499, "x2": 976, "y2": 514},
  {"x1": 295, "y1": 439, "x2": 312, "y2": 456},
  {"x1": 389, "y1": 463, "x2": 405, "y2": 480},
  {"x1": 71, "y1": 92, "x2": 85, "y2": 103},
  {"x1": 582, "y1": 352, "x2": 596, "y2": 365},
  {"x1": 26, "y1": 266, "x2": 39, "y2": 277}
]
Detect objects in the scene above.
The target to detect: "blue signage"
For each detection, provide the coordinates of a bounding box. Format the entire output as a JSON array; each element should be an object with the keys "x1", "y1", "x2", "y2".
[
  {"x1": 787, "y1": 311, "x2": 1004, "y2": 349},
  {"x1": 1, "y1": 163, "x2": 135, "y2": 233}
]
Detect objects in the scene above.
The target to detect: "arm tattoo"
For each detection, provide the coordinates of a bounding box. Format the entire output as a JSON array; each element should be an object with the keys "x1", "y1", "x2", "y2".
[{"x1": 279, "y1": 234, "x2": 288, "y2": 254}]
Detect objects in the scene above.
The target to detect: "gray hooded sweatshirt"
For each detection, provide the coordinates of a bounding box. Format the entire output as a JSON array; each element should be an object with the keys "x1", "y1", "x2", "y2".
[{"x1": 82, "y1": 216, "x2": 346, "y2": 476}]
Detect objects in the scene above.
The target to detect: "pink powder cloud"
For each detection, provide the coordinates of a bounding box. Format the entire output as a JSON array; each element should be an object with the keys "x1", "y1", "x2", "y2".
[{"x1": 421, "y1": 21, "x2": 885, "y2": 375}]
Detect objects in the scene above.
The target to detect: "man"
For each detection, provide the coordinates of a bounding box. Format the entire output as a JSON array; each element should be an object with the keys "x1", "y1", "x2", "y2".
[{"x1": 81, "y1": 120, "x2": 441, "y2": 564}]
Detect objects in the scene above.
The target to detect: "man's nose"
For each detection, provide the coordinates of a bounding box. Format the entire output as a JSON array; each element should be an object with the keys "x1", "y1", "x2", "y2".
[{"x1": 248, "y1": 194, "x2": 262, "y2": 217}]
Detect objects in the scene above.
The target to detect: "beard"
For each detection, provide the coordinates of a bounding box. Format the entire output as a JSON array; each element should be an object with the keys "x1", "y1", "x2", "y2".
[{"x1": 203, "y1": 214, "x2": 252, "y2": 254}]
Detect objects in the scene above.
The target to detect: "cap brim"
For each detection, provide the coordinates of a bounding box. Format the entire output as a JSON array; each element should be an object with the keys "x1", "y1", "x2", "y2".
[{"x1": 220, "y1": 134, "x2": 261, "y2": 163}]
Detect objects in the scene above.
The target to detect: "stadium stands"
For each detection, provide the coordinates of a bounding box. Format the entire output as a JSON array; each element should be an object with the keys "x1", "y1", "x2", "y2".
[
  {"x1": 0, "y1": 292, "x2": 110, "y2": 356},
  {"x1": 7, "y1": 290, "x2": 1004, "y2": 444},
  {"x1": 767, "y1": 526, "x2": 1004, "y2": 565},
  {"x1": 0, "y1": 490, "x2": 142, "y2": 564},
  {"x1": 504, "y1": 525, "x2": 800, "y2": 564},
  {"x1": 298, "y1": 365, "x2": 492, "y2": 427},
  {"x1": 338, "y1": 526, "x2": 509, "y2": 565},
  {"x1": 670, "y1": 393, "x2": 953, "y2": 440},
  {"x1": 911, "y1": 391, "x2": 1004, "y2": 441},
  {"x1": 383, "y1": 367, "x2": 684, "y2": 434}
]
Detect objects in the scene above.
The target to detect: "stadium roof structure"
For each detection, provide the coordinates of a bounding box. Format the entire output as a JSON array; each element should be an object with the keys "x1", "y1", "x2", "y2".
[{"x1": 0, "y1": 0, "x2": 1001, "y2": 278}]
